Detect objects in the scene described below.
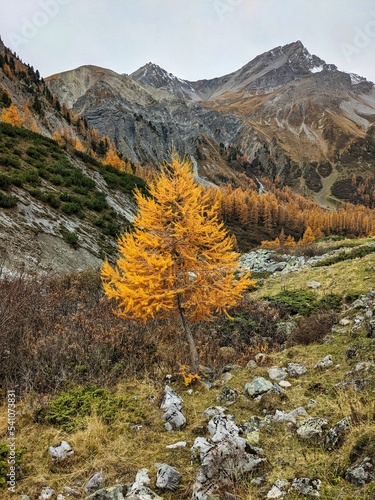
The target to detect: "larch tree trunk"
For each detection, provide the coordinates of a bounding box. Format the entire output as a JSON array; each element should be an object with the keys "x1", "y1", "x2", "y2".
[{"x1": 177, "y1": 294, "x2": 199, "y2": 373}]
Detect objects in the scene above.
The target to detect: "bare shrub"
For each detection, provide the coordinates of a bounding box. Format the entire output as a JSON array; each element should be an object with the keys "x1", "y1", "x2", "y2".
[{"x1": 286, "y1": 311, "x2": 338, "y2": 346}]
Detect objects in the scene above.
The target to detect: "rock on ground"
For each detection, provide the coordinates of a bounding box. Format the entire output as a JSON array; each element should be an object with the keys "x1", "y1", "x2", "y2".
[
  {"x1": 345, "y1": 457, "x2": 375, "y2": 486},
  {"x1": 244, "y1": 377, "x2": 274, "y2": 397},
  {"x1": 291, "y1": 477, "x2": 321, "y2": 497},
  {"x1": 155, "y1": 463, "x2": 182, "y2": 491},
  {"x1": 85, "y1": 472, "x2": 105, "y2": 495},
  {"x1": 324, "y1": 417, "x2": 351, "y2": 449},
  {"x1": 48, "y1": 441, "x2": 74, "y2": 460}
]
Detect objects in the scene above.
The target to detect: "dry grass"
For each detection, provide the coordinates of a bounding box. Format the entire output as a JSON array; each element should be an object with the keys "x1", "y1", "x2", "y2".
[{"x1": 0, "y1": 238, "x2": 374, "y2": 499}]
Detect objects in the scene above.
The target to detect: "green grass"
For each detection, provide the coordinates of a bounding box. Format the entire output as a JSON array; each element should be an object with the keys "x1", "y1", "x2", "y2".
[{"x1": 314, "y1": 243, "x2": 375, "y2": 267}]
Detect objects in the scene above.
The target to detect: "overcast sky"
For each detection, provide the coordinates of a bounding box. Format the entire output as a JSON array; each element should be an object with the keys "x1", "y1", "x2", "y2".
[{"x1": 0, "y1": 0, "x2": 374, "y2": 83}]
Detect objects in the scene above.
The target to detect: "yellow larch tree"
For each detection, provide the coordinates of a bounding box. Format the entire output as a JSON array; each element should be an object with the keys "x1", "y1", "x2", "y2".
[
  {"x1": 0, "y1": 103, "x2": 23, "y2": 127},
  {"x1": 101, "y1": 155, "x2": 253, "y2": 372},
  {"x1": 284, "y1": 234, "x2": 296, "y2": 248},
  {"x1": 299, "y1": 226, "x2": 315, "y2": 246},
  {"x1": 104, "y1": 144, "x2": 132, "y2": 173}
]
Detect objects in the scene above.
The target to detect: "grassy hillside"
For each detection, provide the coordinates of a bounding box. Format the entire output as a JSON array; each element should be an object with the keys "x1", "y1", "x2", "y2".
[{"x1": 0, "y1": 239, "x2": 374, "y2": 499}]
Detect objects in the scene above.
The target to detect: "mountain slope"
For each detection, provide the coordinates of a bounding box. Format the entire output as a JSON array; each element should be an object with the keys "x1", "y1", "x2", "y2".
[
  {"x1": 46, "y1": 41, "x2": 375, "y2": 207},
  {"x1": 0, "y1": 122, "x2": 146, "y2": 275},
  {"x1": 47, "y1": 64, "x2": 251, "y2": 178}
]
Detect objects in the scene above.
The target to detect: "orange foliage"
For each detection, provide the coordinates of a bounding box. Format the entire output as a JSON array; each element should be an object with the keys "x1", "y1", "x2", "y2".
[
  {"x1": 23, "y1": 101, "x2": 40, "y2": 133},
  {"x1": 104, "y1": 146, "x2": 131, "y2": 173},
  {"x1": 299, "y1": 226, "x2": 315, "y2": 246},
  {"x1": 218, "y1": 181, "x2": 375, "y2": 240},
  {"x1": 0, "y1": 103, "x2": 23, "y2": 127},
  {"x1": 101, "y1": 155, "x2": 253, "y2": 323}
]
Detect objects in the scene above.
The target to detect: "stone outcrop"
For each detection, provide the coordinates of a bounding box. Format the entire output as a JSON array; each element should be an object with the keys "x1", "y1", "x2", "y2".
[
  {"x1": 160, "y1": 385, "x2": 186, "y2": 431},
  {"x1": 191, "y1": 414, "x2": 266, "y2": 499}
]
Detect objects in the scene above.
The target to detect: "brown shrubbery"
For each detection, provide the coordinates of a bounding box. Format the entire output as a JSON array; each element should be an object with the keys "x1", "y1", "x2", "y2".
[
  {"x1": 286, "y1": 311, "x2": 338, "y2": 346},
  {"x1": 0, "y1": 269, "x2": 284, "y2": 394},
  {"x1": 0, "y1": 269, "x2": 160, "y2": 393},
  {"x1": 0, "y1": 267, "x2": 341, "y2": 394}
]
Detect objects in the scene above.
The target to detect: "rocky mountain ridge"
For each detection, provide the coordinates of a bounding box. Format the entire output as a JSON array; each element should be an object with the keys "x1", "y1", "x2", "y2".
[{"x1": 46, "y1": 41, "x2": 375, "y2": 207}]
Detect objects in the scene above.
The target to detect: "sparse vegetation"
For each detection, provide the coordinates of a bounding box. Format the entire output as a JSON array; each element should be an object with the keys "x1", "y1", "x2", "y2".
[
  {"x1": 0, "y1": 238, "x2": 374, "y2": 498},
  {"x1": 41, "y1": 385, "x2": 144, "y2": 432},
  {"x1": 0, "y1": 123, "x2": 138, "y2": 247}
]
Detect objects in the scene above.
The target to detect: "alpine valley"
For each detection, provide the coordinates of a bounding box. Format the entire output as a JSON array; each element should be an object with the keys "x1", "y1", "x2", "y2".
[
  {"x1": 1, "y1": 37, "x2": 375, "y2": 500},
  {"x1": 46, "y1": 40, "x2": 375, "y2": 207},
  {"x1": 1, "y1": 37, "x2": 375, "y2": 272}
]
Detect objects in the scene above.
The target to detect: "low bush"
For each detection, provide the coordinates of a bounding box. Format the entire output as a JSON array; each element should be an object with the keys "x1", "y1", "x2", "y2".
[
  {"x1": 286, "y1": 311, "x2": 338, "y2": 346},
  {"x1": 266, "y1": 290, "x2": 318, "y2": 316},
  {"x1": 0, "y1": 174, "x2": 11, "y2": 190},
  {"x1": 314, "y1": 244, "x2": 375, "y2": 267},
  {"x1": 0, "y1": 270, "x2": 159, "y2": 393},
  {"x1": 62, "y1": 230, "x2": 78, "y2": 246},
  {"x1": 0, "y1": 192, "x2": 18, "y2": 208},
  {"x1": 43, "y1": 385, "x2": 143, "y2": 432}
]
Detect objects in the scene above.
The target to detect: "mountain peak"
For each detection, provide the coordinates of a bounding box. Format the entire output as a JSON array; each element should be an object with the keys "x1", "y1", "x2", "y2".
[{"x1": 131, "y1": 62, "x2": 197, "y2": 100}]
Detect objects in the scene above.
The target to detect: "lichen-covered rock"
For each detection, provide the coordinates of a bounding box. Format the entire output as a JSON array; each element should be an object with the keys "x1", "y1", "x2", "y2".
[
  {"x1": 216, "y1": 386, "x2": 238, "y2": 405},
  {"x1": 192, "y1": 437, "x2": 266, "y2": 499},
  {"x1": 39, "y1": 487, "x2": 56, "y2": 500},
  {"x1": 202, "y1": 406, "x2": 227, "y2": 419},
  {"x1": 268, "y1": 367, "x2": 288, "y2": 381},
  {"x1": 48, "y1": 441, "x2": 74, "y2": 460},
  {"x1": 124, "y1": 469, "x2": 163, "y2": 499},
  {"x1": 266, "y1": 479, "x2": 289, "y2": 499},
  {"x1": 313, "y1": 355, "x2": 333, "y2": 369},
  {"x1": 160, "y1": 385, "x2": 186, "y2": 430},
  {"x1": 155, "y1": 463, "x2": 181, "y2": 491},
  {"x1": 87, "y1": 484, "x2": 125, "y2": 499},
  {"x1": 345, "y1": 457, "x2": 375, "y2": 486},
  {"x1": 207, "y1": 414, "x2": 241, "y2": 442},
  {"x1": 162, "y1": 404, "x2": 186, "y2": 431},
  {"x1": 272, "y1": 407, "x2": 307, "y2": 425},
  {"x1": 85, "y1": 472, "x2": 105, "y2": 495},
  {"x1": 160, "y1": 385, "x2": 183, "y2": 411},
  {"x1": 291, "y1": 477, "x2": 321, "y2": 497},
  {"x1": 297, "y1": 418, "x2": 328, "y2": 439},
  {"x1": 192, "y1": 414, "x2": 266, "y2": 499},
  {"x1": 286, "y1": 363, "x2": 307, "y2": 377},
  {"x1": 244, "y1": 377, "x2": 274, "y2": 397},
  {"x1": 324, "y1": 417, "x2": 351, "y2": 449}
]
